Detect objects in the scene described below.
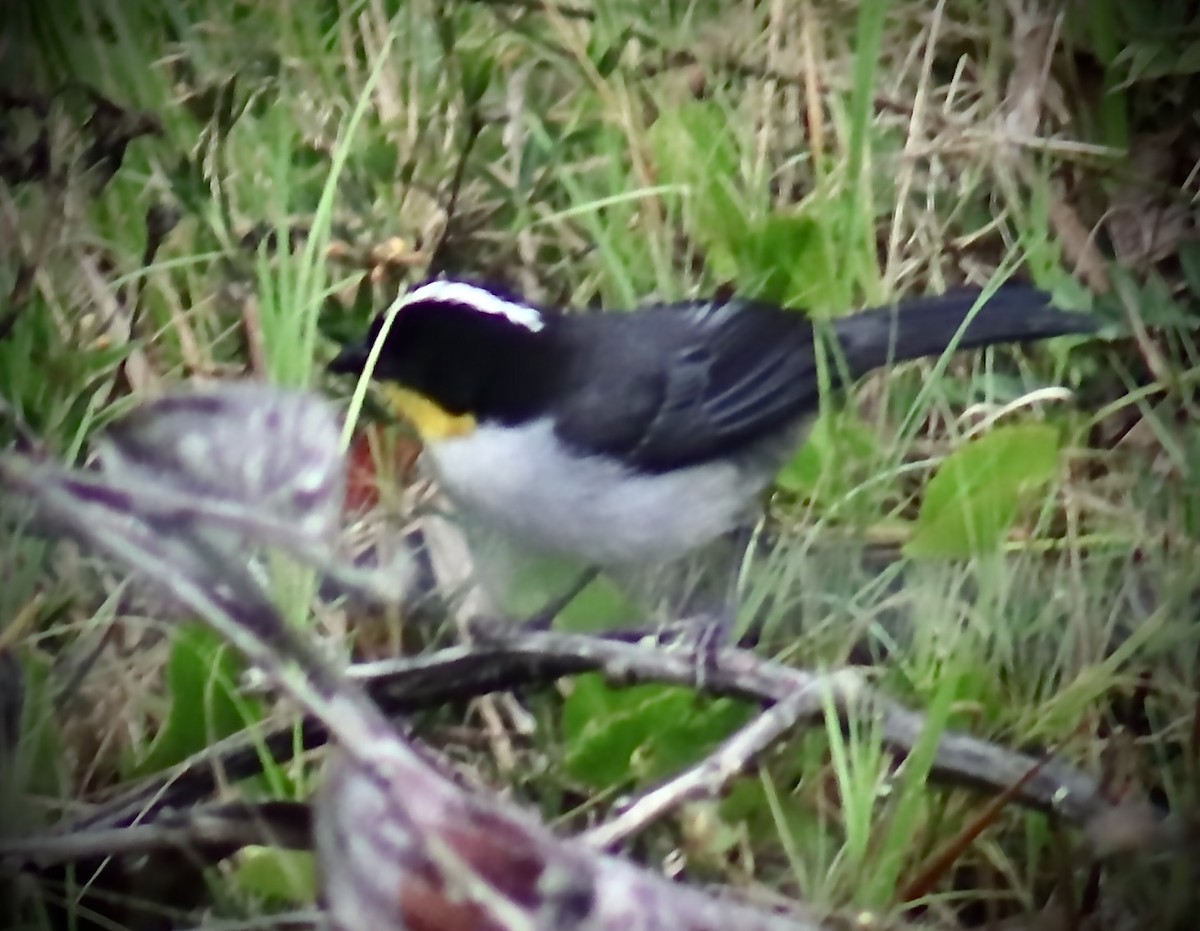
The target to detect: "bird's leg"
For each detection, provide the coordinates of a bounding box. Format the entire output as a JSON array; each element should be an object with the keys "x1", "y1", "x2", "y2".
[
  {"x1": 520, "y1": 566, "x2": 601, "y2": 631},
  {"x1": 655, "y1": 524, "x2": 757, "y2": 688}
]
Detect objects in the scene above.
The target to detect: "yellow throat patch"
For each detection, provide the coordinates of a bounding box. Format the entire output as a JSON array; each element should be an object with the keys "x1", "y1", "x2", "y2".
[{"x1": 379, "y1": 385, "x2": 476, "y2": 441}]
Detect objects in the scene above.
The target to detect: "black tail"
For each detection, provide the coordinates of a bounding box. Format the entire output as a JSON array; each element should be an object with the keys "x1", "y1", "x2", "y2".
[{"x1": 833, "y1": 284, "x2": 1097, "y2": 379}]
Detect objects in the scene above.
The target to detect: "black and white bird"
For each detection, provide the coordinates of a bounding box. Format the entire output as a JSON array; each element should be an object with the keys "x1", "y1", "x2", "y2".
[{"x1": 329, "y1": 279, "x2": 1095, "y2": 618}]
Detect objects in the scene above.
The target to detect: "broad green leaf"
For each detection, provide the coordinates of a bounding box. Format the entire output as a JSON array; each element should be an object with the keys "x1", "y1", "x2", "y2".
[
  {"x1": 231, "y1": 847, "x2": 318, "y2": 904},
  {"x1": 562, "y1": 675, "x2": 750, "y2": 788},
  {"x1": 648, "y1": 698, "x2": 750, "y2": 780},
  {"x1": 560, "y1": 673, "x2": 618, "y2": 742},
  {"x1": 905, "y1": 423, "x2": 1062, "y2": 558},
  {"x1": 563, "y1": 694, "x2": 679, "y2": 787},
  {"x1": 131, "y1": 624, "x2": 264, "y2": 776},
  {"x1": 732, "y1": 213, "x2": 831, "y2": 308}
]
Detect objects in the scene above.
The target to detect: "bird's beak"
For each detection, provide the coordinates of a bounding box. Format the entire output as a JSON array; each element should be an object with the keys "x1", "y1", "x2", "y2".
[{"x1": 327, "y1": 342, "x2": 369, "y2": 375}]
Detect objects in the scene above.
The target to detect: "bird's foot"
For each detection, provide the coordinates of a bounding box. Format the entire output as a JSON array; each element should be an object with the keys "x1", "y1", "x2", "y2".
[{"x1": 655, "y1": 610, "x2": 735, "y2": 692}]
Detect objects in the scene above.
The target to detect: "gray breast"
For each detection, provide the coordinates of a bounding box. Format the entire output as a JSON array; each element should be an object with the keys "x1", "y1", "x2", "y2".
[{"x1": 421, "y1": 418, "x2": 780, "y2": 566}]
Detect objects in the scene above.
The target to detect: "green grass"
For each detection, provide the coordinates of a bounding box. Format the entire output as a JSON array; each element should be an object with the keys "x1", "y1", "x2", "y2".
[{"x1": 3, "y1": 0, "x2": 1200, "y2": 927}]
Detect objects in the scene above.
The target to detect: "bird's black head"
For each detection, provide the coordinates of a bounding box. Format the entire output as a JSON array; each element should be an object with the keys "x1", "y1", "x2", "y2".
[{"x1": 328, "y1": 280, "x2": 562, "y2": 433}]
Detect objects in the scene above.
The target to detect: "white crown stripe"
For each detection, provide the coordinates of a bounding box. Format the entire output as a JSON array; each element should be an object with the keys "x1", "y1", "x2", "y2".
[{"x1": 399, "y1": 280, "x2": 545, "y2": 332}]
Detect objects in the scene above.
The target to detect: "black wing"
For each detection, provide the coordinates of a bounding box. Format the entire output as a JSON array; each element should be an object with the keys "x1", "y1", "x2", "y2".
[
  {"x1": 551, "y1": 297, "x2": 824, "y2": 472},
  {"x1": 551, "y1": 285, "x2": 1096, "y2": 474}
]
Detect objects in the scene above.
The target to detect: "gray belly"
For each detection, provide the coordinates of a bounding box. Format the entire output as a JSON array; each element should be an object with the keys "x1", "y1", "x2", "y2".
[{"x1": 422, "y1": 418, "x2": 784, "y2": 566}]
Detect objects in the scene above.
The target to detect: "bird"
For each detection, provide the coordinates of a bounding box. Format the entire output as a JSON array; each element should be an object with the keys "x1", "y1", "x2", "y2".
[{"x1": 328, "y1": 278, "x2": 1096, "y2": 623}]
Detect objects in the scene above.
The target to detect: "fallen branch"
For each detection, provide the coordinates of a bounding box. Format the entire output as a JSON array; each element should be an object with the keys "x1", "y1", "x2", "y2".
[{"x1": 53, "y1": 624, "x2": 1158, "y2": 853}]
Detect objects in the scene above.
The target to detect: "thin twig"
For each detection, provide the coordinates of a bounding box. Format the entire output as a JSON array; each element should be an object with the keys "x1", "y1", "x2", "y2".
[
  {"x1": 584, "y1": 669, "x2": 863, "y2": 850},
  {"x1": 0, "y1": 801, "x2": 312, "y2": 865}
]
